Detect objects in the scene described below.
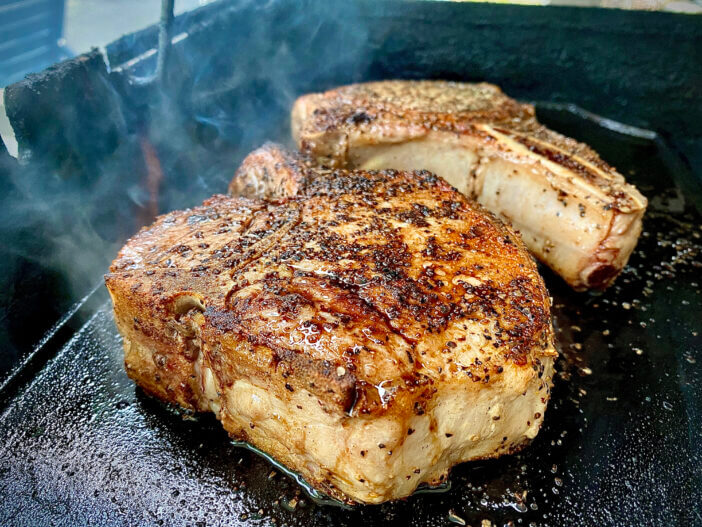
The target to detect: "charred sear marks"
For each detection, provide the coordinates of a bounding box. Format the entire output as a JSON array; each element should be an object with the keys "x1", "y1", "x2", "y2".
[
  {"x1": 297, "y1": 81, "x2": 535, "y2": 143},
  {"x1": 108, "y1": 152, "x2": 553, "y2": 417},
  {"x1": 491, "y1": 128, "x2": 634, "y2": 204}
]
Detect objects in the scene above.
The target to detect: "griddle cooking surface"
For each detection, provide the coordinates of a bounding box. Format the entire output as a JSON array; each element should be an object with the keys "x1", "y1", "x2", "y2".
[{"x1": 1, "y1": 106, "x2": 700, "y2": 526}]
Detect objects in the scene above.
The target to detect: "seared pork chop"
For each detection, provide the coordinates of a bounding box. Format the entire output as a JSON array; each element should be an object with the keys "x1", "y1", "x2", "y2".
[
  {"x1": 291, "y1": 80, "x2": 647, "y2": 291},
  {"x1": 107, "y1": 154, "x2": 556, "y2": 504}
]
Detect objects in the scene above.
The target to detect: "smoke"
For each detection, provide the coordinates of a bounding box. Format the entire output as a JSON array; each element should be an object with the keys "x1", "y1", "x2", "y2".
[{"x1": 0, "y1": 0, "x2": 370, "y2": 375}]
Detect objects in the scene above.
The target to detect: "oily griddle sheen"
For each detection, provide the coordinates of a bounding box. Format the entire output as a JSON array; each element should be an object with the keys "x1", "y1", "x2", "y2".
[
  {"x1": 291, "y1": 80, "x2": 648, "y2": 291},
  {"x1": 106, "y1": 162, "x2": 556, "y2": 504}
]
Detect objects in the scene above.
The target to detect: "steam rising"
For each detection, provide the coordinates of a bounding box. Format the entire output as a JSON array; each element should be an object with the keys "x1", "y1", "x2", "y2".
[{"x1": 0, "y1": 0, "x2": 369, "y2": 371}]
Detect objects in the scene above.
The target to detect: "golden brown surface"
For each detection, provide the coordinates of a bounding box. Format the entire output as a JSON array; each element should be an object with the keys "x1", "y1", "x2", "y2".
[
  {"x1": 228, "y1": 144, "x2": 309, "y2": 199},
  {"x1": 291, "y1": 80, "x2": 648, "y2": 290},
  {"x1": 107, "y1": 153, "x2": 556, "y2": 504}
]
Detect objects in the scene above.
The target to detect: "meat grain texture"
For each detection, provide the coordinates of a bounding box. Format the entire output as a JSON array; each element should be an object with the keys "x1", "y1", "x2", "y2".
[
  {"x1": 291, "y1": 80, "x2": 647, "y2": 291},
  {"x1": 108, "y1": 149, "x2": 556, "y2": 504}
]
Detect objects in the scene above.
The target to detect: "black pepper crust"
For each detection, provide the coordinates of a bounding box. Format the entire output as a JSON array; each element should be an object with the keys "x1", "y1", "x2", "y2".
[
  {"x1": 292, "y1": 80, "x2": 646, "y2": 213},
  {"x1": 107, "y1": 151, "x2": 555, "y2": 418}
]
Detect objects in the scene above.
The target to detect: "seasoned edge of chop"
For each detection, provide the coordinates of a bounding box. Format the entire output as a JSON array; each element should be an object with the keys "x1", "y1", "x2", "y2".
[
  {"x1": 291, "y1": 80, "x2": 648, "y2": 291},
  {"x1": 107, "y1": 155, "x2": 556, "y2": 504}
]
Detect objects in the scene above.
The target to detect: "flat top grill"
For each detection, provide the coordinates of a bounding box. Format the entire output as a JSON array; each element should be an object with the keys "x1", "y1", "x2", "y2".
[
  {"x1": 1, "y1": 104, "x2": 700, "y2": 527},
  {"x1": 1, "y1": 2, "x2": 701, "y2": 525}
]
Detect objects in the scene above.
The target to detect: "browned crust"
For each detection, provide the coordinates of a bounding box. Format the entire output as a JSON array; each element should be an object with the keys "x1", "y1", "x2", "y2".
[
  {"x1": 292, "y1": 80, "x2": 646, "y2": 214},
  {"x1": 107, "y1": 148, "x2": 558, "y2": 504},
  {"x1": 229, "y1": 142, "x2": 309, "y2": 199},
  {"x1": 108, "y1": 153, "x2": 554, "y2": 419},
  {"x1": 293, "y1": 81, "x2": 533, "y2": 138},
  {"x1": 105, "y1": 270, "x2": 208, "y2": 411}
]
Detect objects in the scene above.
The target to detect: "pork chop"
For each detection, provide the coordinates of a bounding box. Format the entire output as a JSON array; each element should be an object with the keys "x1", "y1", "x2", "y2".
[
  {"x1": 107, "y1": 153, "x2": 556, "y2": 504},
  {"x1": 290, "y1": 80, "x2": 647, "y2": 291}
]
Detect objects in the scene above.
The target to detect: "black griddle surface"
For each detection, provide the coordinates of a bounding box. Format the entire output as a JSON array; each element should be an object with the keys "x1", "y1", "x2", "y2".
[{"x1": 1, "y1": 106, "x2": 701, "y2": 527}]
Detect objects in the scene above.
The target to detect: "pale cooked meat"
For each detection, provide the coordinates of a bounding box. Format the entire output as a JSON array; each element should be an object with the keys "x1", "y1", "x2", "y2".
[
  {"x1": 107, "y1": 153, "x2": 556, "y2": 504},
  {"x1": 291, "y1": 80, "x2": 648, "y2": 291}
]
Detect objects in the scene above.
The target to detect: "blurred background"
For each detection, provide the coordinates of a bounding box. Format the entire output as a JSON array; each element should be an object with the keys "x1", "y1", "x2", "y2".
[
  {"x1": 1, "y1": 0, "x2": 213, "y2": 155},
  {"x1": 1, "y1": 0, "x2": 210, "y2": 87}
]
